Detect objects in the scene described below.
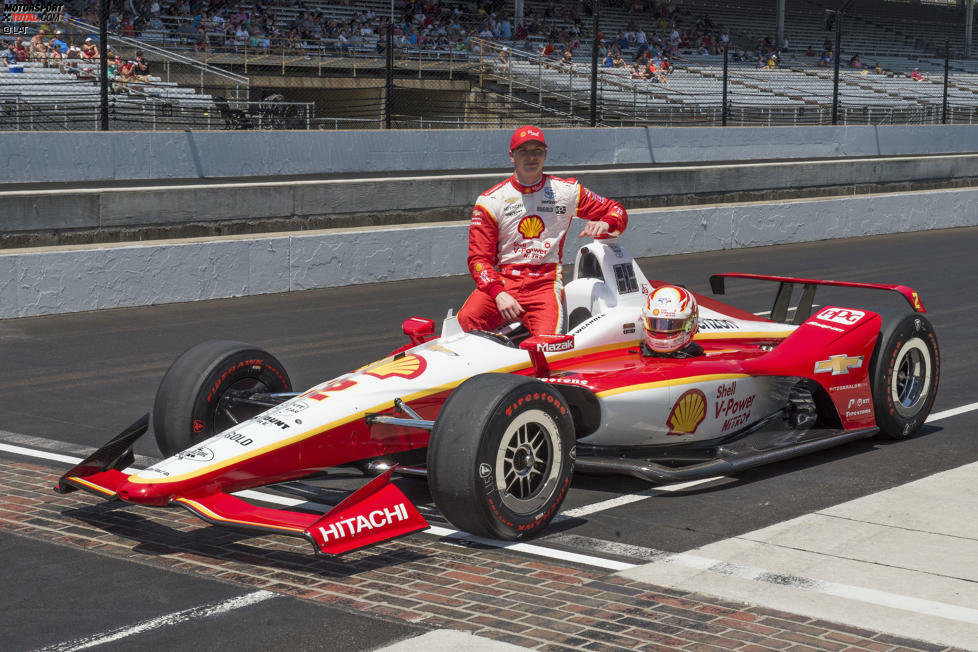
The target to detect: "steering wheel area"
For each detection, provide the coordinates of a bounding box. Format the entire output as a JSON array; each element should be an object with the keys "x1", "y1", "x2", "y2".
[{"x1": 469, "y1": 321, "x2": 531, "y2": 348}]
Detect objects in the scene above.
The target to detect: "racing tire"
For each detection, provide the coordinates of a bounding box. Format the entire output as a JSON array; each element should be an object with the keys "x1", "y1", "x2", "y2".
[
  {"x1": 153, "y1": 340, "x2": 292, "y2": 457},
  {"x1": 869, "y1": 313, "x2": 939, "y2": 440},
  {"x1": 427, "y1": 373, "x2": 575, "y2": 540}
]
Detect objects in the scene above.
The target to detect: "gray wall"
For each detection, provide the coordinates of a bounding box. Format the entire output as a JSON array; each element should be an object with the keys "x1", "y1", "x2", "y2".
[
  {"x1": 4, "y1": 125, "x2": 978, "y2": 184},
  {"x1": 4, "y1": 186, "x2": 977, "y2": 319}
]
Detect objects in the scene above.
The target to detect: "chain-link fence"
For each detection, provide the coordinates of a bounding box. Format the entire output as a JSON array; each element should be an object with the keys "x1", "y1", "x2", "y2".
[{"x1": 3, "y1": 10, "x2": 978, "y2": 130}]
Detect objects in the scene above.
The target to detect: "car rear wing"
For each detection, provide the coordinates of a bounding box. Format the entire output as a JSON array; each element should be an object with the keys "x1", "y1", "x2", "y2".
[{"x1": 709, "y1": 273, "x2": 925, "y2": 325}]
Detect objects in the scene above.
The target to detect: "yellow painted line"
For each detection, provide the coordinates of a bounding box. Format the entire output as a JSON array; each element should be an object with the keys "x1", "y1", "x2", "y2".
[
  {"x1": 596, "y1": 374, "x2": 750, "y2": 398},
  {"x1": 67, "y1": 475, "x2": 117, "y2": 497},
  {"x1": 173, "y1": 497, "x2": 306, "y2": 533}
]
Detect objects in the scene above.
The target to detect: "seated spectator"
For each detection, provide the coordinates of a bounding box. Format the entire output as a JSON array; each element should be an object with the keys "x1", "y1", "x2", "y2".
[
  {"x1": 805, "y1": 45, "x2": 815, "y2": 56},
  {"x1": 497, "y1": 46, "x2": 509, "y2": 67},
  {"x1": 541, "y1": 41, "x2": 555, "y2": 57},
  {"x1": 81, "y1": 37, "x2": 99, "y2": 60},
  {"x1": 910, "y1": 68, "x2": 926, "y2": 81},
  {"x1": 13, "y1": 37, "x2": 28, "y2": 62},
  {"x1": 133, "y1": 51, "x2": 151, "y2": 81},
  {"x1": 50, "y1": 31, "x2": 68, "y2": 56},
  {"x1": 2, "y1": 43, "x2": 19, "y2": 69},
  {"x1": 602, "y1": 52, "x2": 614, "y2": 67},
  {"x1": 661, "y1": 56, "x2": 673, "y2": 74},
  {"x1": 560, "y1": 49, "x2": 573, "y2": 67},
  {"x1": 118, "y1": 59, "x2": 137, "y2": 83},
  {"x1": 849, "y1": 53, "x2": 862, "y2": 69},
  {"x1": 630, "y1": 62, "x2": 646, "y2": 79},
  {"x1": 613, "y1": 52, "x2": 626, "y2": 68},
  {"x1": 874, "y1": 61, "x2": 884, "y2": 74},
  {"x1": 765, "y1": 52, "x2": 777, "y2": 69},
  {"x1": 47, "y1": 39, "x2": 64, "y2": 67},
  {"x1": 818, "y1": 49, "x2": 832, "y2": 67}
]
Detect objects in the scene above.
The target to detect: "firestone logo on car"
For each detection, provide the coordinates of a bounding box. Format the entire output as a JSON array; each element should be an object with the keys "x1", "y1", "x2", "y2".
[{"x1": 316, "y1": 503, "x2": 410, "y2": 543}]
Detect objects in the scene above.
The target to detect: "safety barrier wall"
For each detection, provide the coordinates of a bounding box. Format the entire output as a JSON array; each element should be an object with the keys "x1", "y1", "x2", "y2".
[
  {"x1": 3, "y1": 124, "x2": 978, "y2": 184},
  {"x1": 5, "y1": 154, "x2": 978, "y2": 236},
  {"x1": 3, "y1": 186, "x2": 977, "y2": 319}
]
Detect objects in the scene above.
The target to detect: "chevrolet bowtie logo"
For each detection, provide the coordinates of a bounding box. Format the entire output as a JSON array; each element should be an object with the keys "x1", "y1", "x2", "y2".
[{"x1": 814, "y1": 354, "x2": 863, "y2": 375}]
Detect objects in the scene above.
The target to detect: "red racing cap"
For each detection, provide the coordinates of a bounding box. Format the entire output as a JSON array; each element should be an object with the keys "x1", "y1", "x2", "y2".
[{"x1": 510, "y1": 125, "x2": 546, "y2": 151}]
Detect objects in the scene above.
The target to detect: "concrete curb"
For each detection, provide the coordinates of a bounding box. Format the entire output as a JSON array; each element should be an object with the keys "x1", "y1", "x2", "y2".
[{"x1": 3, "y1": 186, "x2": 978, "y2": 319}]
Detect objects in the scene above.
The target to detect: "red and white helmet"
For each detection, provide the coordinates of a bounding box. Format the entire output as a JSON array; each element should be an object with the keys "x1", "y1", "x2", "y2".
[{"x1": 642, "y1": 285, "x2": 698, "y2": 353}]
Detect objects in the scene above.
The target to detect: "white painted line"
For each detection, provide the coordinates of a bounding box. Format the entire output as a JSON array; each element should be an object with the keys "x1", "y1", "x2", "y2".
[
  {"x1": 926, "y1": 401, "x2": 978, "y2": 422},
  {"x1": 0, "y1": 442, "x2": 86, "y2": 465},
  {"x1": 556, "y1": 476, "x2": 723, "y2": 520},
  {"x1": 33, "y1": 590, "x2": 277, "y2": 652}
]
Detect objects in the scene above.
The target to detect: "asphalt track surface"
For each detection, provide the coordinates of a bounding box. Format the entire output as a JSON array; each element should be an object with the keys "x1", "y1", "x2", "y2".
[{"x1": 1, "y1": 226, "x2": 976, "y2": 650}]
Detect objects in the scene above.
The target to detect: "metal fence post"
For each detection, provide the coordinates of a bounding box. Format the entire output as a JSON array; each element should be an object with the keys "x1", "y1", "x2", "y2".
[
  {"x1": 831, "y1": 12, "x2": 842, "y2": 125},
  {"x1": 590, "y1": 0, "x2": 599, "y2": 127},
  {"x1": 722, "y1": 45, "x2": 729, "y2": 126},
  {"x1": 941, "y1": 40, "x2": 951, "y2": 125}
]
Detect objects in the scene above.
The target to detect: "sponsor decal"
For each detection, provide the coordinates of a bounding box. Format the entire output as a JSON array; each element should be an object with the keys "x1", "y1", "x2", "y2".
[
  {"x1": 223, "y1": 431, "x2": 254, "y2": 446},
  {"x1": 474, "y1": 263, "x2": 484, "y2": 272},
  {"x1": 543, "y1": 186, "x2": 555, "y2": 199},
  {"x1": 505, "y1": 196, "x2": 519, "y2": 204},
  {"x1": 305, "y1": 378, "x2": 357, "y2": 401},
  {"x1": 511, "y1": 240, "x2": 552, "y2": 260},
  {"x1": 425, "y1": 344, "x2": 458, "y2": 357},
  {"x1": 536, "y1": 337, "x2": 574, "y2": 353},
  {"x1": 847, "y1": 397, "x2": 871, "y2": 409},
  {"x1": 555, "y1": 205, "x2": 567, "y2": 215},
  {"x1": 622, "y1": 322, "x2": 636, "y2": 335},
  {"x1": 845, "y1": 408, "x2": 872, "y2": 418},
  {"x1": 316, "y1": 503, "x2": 411, "y2": 544},
  {"x1": 503, "y1": 203, "x2": 524, "y2": 218},
  {"x1": 572, "y1": 313, "x2": 605, "y2": 332},
  {"x1": 362, "y1": 354, "x2": 427, "y2": 380},
  {"x1": 479, "y1": 463, "x2": 492, "y2": 478},
  {"x1": 814, "y1": 354, "x2": 863, "y2": 376},
  {"x1": 544, "y1": 376, "x2": 590, "y2": 387},
  {"x1": 610, "y1": 244, "x2": 625, "y2": 258},
  {"x1": 911, "y1": 291, "x2": 923, "y2": 311},
  {"x1": 667, "y1": 389, "x2": 707, "y2": 436},
  {"x1": 816, "y1": 307, "x2": 865, "y2": 326},
  {"x1": 699, "y1": 318, "x2": 738, "y2": 331},
  {"x1": 808, "y1": 321, "x2": 845, "y2": 333},
  {"x1": 569, "y1": 445, "x2": 576, "y2": 461},
  {"x1": 504, "y1": 392, "x2": 567, "y2": 417},
  {"x1": 914, "y1": 318, "x2": 923, "y2": 332},
  {"x1": 176, "y1": 446, "x2": 215, "y2": 462},
  {"x1": 256, "y1": 415, "x2": 289, "y2": 430},
  {"x1": 583, "y1": 189, "x2": 607, "y2": 205},
  {"x1": 715, "y1": 382, "x2": 756, "y2": 431},
  {"x1": 192, "y1": 419, "x2": 206, "y2": 434},
  {"x1": 144, "y1": 466, "x2": 170, "y2": 477},
  {"x1": 829, "y1": 381, "x2": 868, "y2": 392},
  {"x1": 517, "y1": 215, "x2": 546, "y2": 239}
]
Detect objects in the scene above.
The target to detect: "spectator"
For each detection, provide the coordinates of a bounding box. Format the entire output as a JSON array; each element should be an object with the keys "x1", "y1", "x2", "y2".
[
  {"x1": 910, "y1": 67, "x2": 926, "y2": 81},
  {"x1": 782, "y1": 36, "x2": 789, "y2": 52},
  {"x1": 602, "y1": 51, "x2": 614, "y2": 67},
  {"x1": 818, "y1": 49, "x2": 832, "y2": 67},
  {"x1": 630, "y1": 62, "x2": 646, "y2": 79},
  {"x1": 50, "y1": 30, "x2": 68, "y2": 55},
  {"x1": 661, "y1": 56, "x2": 673, "y2": 74},
  {"x1": 613, "y1": 51, "x2": 626, "y2": 68},
  {"x1": 849, "y1": 53, "x2": 862, "y2": 69},
  {"x1": 2, "y1": 43, "x2": 19, "y2": 69},
  {"x1": 805, "y1": 45, "x2": 815, "y2": 56},
  {"x1": 133, "y1": 50, "x2": 151, "y2": 81},
  {"x1": 497, "y1": 46, "x2": 509, "y2": 67},
  {"x1": 874, "y1": 61, "x2": 884, "y2": 74},
  {"x1": 12, "y1": 37, "x2": 28, "y2": 62},
  {"x1": 81, "y1": 37, "x2": 99, "y2": 60},
  {"x1": 560, "y1": 49, "x2": 573, "y2": 67}
]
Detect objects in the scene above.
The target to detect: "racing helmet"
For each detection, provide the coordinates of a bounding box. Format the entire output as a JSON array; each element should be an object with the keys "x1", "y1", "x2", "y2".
[{"x1": 642, "y1": 285, "x2": 698, "y2": 353}]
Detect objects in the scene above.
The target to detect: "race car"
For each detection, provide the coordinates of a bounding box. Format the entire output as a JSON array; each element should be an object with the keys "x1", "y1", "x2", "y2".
[{"x1": 58, "y1": 241, "x2": 939, "y2": 555}]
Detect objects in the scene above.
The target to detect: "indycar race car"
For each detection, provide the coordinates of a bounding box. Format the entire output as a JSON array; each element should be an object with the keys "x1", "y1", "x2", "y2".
[{"x1": 58, "y1": 241, "x2": 939, "y2": 555}]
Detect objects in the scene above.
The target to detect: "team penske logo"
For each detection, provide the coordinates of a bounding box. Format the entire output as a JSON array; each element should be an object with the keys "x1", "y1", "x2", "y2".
[
  {"x1": 363, "y1": 354, "x2": 427, "y2": 380},
  {"x1": 814, "y1": 354, "x2": 863, "y2": 375},
  {"x1": 517, "y1": 215, "x2": 545, "y2": 239},
  {"x1": 667, "y1": 389, "x2": 707, "y2": 435}
]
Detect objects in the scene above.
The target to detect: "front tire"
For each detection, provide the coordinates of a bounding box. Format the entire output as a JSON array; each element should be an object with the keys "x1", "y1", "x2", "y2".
[
  {"x1": 153, "y1": 340, "x2": 292, "y2": 457},
  {"x1": 427, "y1": 374, "x2": 575, "y2": 540},
  {"x1": 870, "y1": 313, "x2": 939, "y2": 439}
]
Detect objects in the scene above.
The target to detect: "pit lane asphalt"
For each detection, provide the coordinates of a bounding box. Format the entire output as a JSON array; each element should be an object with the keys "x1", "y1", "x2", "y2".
[{"x1": 1, "y1": 226, "x2": 976, "y2": 649}]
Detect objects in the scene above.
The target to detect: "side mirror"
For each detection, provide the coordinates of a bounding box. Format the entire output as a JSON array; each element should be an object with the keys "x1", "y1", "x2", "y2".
[
  {"x1": 402, "y1": 317, "x2": 435, "y2": 346},
  {"x1": 519, "y1": 334, "x2": 575, "y2": 377}
]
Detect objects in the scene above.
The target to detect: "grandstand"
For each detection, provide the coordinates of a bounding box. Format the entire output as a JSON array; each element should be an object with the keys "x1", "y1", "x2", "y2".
[{"x1": 2, "y1": 0, "x2": 976, "y2": 129}]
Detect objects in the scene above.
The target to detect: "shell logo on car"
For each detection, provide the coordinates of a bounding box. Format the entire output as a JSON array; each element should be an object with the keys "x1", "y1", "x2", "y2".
[
  {"x1": 667, "y1": 389, "x2": 707, "y2": 435},
  {"x1": 363, "y1": 354, "x2": 428, "y2": 380},
  {"x1": 517, "y1": 215, "x2": 546, "y2": 239}
]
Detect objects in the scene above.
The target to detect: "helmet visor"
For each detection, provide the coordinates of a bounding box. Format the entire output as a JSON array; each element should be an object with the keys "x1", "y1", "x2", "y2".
[{"x1": 643, "y1": 316, "x2": 688, "y2": 334}]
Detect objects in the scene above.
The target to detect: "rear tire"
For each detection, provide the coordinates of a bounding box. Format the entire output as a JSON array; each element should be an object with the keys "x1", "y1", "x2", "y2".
[
  {"x1": 153, "y1": 340, "x2": 292, "y2": 457},
  {"x1": 870, "y1": 314, "x2": 939, "y2": 439},
  {"x1": 428, "y1": 374, "x2": 575, "y2": 540}
]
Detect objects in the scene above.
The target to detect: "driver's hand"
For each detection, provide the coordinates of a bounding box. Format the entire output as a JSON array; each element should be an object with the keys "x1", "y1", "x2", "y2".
[
  {"x1": 580, "y1": 220, "x2": 611, "y2": 238},
  {"x1": 495, "y1": 291, "x2": 525, "y2": 322}
]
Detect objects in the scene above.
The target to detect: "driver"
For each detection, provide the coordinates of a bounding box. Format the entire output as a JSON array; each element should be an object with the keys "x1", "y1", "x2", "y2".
[
  {"x1": 457, "y1": 125, "x2": 628, "y2": 336},
  {"x1": 640, "y1": 285, "x2": 704, "y2": 358}
]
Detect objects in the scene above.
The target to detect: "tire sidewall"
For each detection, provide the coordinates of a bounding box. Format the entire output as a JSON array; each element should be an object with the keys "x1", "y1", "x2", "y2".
[
  {"x1": 474, "y1": 383, "x2": 576, "y2": 539},
  {"x1": 154, "y1": 341, "x2": 291, "y2": 457},
  {"x1": 872, "y1": 314, "x2": 940, "y2": 439}
]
